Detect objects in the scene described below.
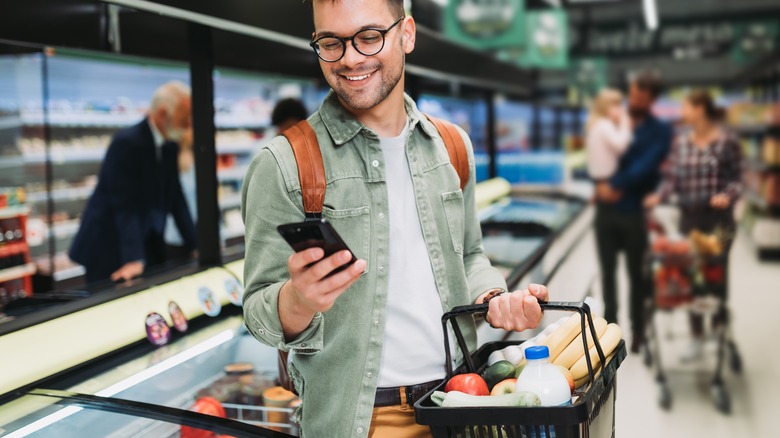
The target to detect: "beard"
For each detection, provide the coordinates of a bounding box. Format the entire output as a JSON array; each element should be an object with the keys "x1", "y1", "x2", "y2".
[
  {"x1": 325, "y1": 43, "x2": 405, "y2": 111},
  {"x1": 166, "y1": 126, "x2": 186, "y2": 142},
  {"x1": 629, "y1": 106, "x2": 650, "y2": 120}
]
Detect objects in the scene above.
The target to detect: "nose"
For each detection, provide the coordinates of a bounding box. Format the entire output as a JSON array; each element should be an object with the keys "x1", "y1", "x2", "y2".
[{"x1": 339, "y1": 40, "x2": 367, "y2": 69}]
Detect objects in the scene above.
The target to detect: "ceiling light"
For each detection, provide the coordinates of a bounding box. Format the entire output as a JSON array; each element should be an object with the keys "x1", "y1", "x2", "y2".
[{"x1": 643, "y1": 0, "x2": 658, "y2": 31}]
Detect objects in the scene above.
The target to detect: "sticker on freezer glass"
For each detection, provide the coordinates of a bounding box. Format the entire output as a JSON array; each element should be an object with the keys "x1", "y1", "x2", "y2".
[
  {"x1": 145, "y1": 312, "x2": 172, "y2": 346},
  {"x1": 198, "y1": 286, "x2": 221, "y2": 317},
  {"x1": 224, "y1": 277, "x2": 244, "y2": 306},
  {"x1": 168, "y1": 301, "x2": 189, "y2": 333}
]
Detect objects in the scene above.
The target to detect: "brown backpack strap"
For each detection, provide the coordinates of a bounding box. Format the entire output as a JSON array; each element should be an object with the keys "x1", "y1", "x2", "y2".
[
  {"x1": 282, "y1": 120, "x2": 326, "y2": 219},
  {"x1": 425, "y1": 114, "x2": 470, "y2": 191}
]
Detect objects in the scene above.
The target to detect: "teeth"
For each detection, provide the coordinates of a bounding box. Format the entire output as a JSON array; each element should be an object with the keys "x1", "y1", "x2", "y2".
[{"x1": 345, "y1": 73, "x2": 372, "y2": 81}]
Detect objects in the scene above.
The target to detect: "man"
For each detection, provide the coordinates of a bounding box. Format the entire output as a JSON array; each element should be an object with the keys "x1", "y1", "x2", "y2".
[
  {"x1": 271, "y1": 97, "x2": 309, "y2": 132},
  {"x1": 594, "y1": 70, "x2": 672, "y2": 353},
  {"x1": 241, "y1": 1, "x2": 549, "y2": 436},
  {"x1": 70, "y1": 81, "x2": 197, "y2": 284}
]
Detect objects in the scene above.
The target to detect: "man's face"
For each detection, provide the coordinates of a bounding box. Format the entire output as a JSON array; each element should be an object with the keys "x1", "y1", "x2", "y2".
[
  {"x1": 312, "y1": 0, "x2": 415, "y2": 111},
  {"x1": 166, "y1": 96, "x2": 192, "y2": 142},
  {"x1": 628, "y1": 83, "x2": 654, "y2": 117}
]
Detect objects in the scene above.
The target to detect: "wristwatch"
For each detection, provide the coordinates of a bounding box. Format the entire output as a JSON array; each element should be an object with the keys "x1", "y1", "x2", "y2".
[{"x1": 482, "y1": 288, "x2": 508, "y2": 304}]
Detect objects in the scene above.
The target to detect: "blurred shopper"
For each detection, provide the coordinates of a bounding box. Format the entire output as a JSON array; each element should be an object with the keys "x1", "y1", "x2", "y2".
[
  {"x1": 645, "y1": 90, "x2": 742, "y2": 360},
  {"x1": 241, "y1": 1, "x2": 550, "y2": 436},
  {"x1": 586, "y1": 88, "x2": 632, "y2": 182},
  {"x1": 271, "y1": 97, "x2": 309, "y2": 132},
  {"x1": 595, "y1": 70, "x2": 673, "y2": 353},
  {"x1": 164, "y1": 128, "x2": 198, "y2": 261},
  {"x1": 70, "y1": 81, "x2": 197, "y2": 284}
]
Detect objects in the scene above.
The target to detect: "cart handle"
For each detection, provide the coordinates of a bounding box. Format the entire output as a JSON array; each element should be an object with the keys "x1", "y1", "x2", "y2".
[{"x1": 442, "y1": 300, "x2": 607, "y2": 387}]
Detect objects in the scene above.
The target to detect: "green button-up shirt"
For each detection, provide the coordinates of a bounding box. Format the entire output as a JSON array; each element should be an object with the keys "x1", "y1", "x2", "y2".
[{"x1": 241, "y1": 91, "x2": 506, "y2": 437}]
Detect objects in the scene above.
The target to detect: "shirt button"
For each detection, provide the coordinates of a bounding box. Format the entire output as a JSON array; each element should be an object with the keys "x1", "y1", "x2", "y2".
[
  {"x1": 372, "y1": 160, "x2": 379, "y2": 167},
  {"x1": 378, "y1": 265, "x2": 384, "y2": 271},
  {"x1": 378, "y1": 213, "x2": 385, "y2": 219},
  {"x1": 374, "y1": 320, "x2": 379, "y2": 326},
  {"x1": 433, "y1": 251, "x2": 439, "y2": 259},
  {"x1": 357, "y1": 427, "x2": 364, "y2": 434},
  {"x1": 301, "y1": 343, "x2": 307, "y2": 348},
  {"x1": 257, "y1": 328, "x2": 265, "y2": 335},
  {"x1": 367, "y1": 372, "x2": 372, "y2": 378}
]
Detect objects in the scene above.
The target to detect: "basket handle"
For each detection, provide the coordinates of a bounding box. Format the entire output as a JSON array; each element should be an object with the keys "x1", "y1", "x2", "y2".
[{"x1": 442, "y1": 300, "x2": 608, "y2": 385}]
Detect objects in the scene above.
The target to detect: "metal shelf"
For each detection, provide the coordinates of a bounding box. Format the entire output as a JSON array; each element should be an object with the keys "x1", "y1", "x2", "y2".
[
  {"x1": 219, "y1": 193, "x2": 242, "y2": 210},
  {"x1": 0, "y1": 116, "x2": 22, "y2": 130},
  {"x1": 0, "y1": 206, "x2": 30, "y2": 220},
  {"x1": 0, "y1": 262, "x2": 36, "y2": 283},
  {"x1": 217, "y1": 166, "x2": 249, "y2": 182},
  {"x1": 26, "y1": 186, "x2": 95, "y2": 204}
]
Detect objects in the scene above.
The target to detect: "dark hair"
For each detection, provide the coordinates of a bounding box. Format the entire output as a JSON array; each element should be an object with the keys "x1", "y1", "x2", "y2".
[
  {"x1": 631, "y1": 69, "x2": 664, "y2": 99},
  {"x1": 308, "y1": 0, "x2": 405, "y2": 18},
  {"x1": 271, "y1": 98, "x2": 308, "y2": 127},
  {"x1": 686, "y1": 89, "x2": 725, "y2": 122}
]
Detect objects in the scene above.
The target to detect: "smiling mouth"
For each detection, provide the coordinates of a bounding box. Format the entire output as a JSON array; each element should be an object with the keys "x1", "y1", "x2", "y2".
[{"x1": 342, "y1": 70, "x2": 376, "y2": 81}]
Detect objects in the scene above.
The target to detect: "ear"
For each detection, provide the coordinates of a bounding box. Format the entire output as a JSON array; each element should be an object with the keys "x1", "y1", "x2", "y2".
[{"x1": 402, "y1": 16, "x2": 416, "y2": 55}]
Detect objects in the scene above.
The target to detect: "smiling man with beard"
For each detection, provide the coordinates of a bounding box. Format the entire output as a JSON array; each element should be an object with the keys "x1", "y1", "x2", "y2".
[{"x1": 241, "y1": 1, "x2": 550, "y2": 436}]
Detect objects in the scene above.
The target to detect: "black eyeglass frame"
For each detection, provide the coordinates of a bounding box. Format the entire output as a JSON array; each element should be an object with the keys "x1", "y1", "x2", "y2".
[{"x1": 310, "y1": 17, "x2": 405, "y2": 62}]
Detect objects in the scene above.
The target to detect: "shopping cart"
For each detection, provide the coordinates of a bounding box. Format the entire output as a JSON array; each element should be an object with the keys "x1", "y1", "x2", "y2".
[
  {"x1": 415, "y1": 301, "x2": 627, "y2": 438},
  {"x1": 641, "y1": 212, "x2": 742, "y2": 414}
]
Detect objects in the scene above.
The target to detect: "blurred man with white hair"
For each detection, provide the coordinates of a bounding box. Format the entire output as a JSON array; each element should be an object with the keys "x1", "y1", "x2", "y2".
[{"x1": 70, "y1": 81, "x2": 197, "y2": 284}]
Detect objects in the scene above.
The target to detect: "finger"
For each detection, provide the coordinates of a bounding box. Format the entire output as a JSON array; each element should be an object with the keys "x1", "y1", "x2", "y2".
[
  {"x1": 289, "y1": 247, "x2": 326, "y2": 272},
  {"x1": 320, "y1": 259, "x2": 367, "y2": 294},
  {"x1": 509, "y1": 292, "x2": 527, "y2": 330},
  {"x1": 528, "y1": 283, "x2": 549, "y2": 301},
  {"x1": 304, "y1": 250, "x2": 355, "y2": 282},
  {"x1": 523, "y1": 295, "x2": 543, "y2": 328},
  {"x1": 498, "y1": 295, "x2": 514, "y2": 330}
]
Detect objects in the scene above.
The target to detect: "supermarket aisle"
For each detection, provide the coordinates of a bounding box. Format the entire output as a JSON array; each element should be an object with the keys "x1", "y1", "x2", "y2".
[{"x1": 607, "y1": 228, "x2": 780, "y2": 437}]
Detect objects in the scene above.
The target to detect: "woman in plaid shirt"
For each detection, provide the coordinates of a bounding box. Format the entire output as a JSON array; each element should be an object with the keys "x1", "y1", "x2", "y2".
[{"x1": 646, "y1": 89, "x2": 743, "y2": 360}]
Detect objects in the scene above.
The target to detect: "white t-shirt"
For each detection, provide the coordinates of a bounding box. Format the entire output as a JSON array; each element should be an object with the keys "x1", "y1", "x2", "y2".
[
  {"x1": 376, "y1": 118, "x2": 447, "y2": 387},
  {"x1": 586, "y1": 118, "x2": 632, "y2": 180}
]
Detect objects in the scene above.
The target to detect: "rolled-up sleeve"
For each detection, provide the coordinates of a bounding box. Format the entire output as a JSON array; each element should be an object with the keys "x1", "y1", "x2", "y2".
[
  {"x1": 456, "y1": 127, "x2": 508, "y2": 303},
  {"x1": 241, "y1": 144, "x2": 324, "y2": 353}
]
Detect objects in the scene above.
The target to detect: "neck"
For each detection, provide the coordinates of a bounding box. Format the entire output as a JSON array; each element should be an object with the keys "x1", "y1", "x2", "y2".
[
  {"x1": 692, "y1": 120, "x2": 713, "y2": 137},
  {"x1": 340, "y1": 80, "x2": 407, "y2": 138}
]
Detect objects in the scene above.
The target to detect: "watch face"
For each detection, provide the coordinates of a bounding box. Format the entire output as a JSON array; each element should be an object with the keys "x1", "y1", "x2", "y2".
[
  {"x1": 198, "y1": 286, "x2": 221, "y2": 317},
  {"x1": 168, "y1": 301, "x2": 188, "y2": 333},
  {"x1": 224, "y1": 277, "x2": 244, "y2": 306},
  {"x1": 145, "y1": 312, "x2": 172, "y2": 347}
]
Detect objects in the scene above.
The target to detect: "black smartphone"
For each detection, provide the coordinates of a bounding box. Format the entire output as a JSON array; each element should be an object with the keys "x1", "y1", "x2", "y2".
[{"x1": 277, "y1": 219, "x2": 357, "y2": 277}]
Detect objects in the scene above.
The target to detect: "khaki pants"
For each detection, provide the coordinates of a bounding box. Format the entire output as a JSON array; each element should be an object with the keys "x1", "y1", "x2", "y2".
[{"x1": 369, "y1": 389, "x2": 432, "y2": 438}]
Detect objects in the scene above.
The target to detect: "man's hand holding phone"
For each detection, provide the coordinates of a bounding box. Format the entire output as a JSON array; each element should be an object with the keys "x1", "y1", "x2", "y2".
[{"x1": 277, "y1": 221, "x2": 367, "y2": 340}]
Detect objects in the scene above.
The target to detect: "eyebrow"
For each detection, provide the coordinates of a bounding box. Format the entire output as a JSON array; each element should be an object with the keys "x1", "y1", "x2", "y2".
[{"x1": 314, "y1": 23, "x2": 387, "y2": 39}]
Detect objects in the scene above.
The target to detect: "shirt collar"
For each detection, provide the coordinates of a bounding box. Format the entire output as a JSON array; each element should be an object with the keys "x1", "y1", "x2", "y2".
[
  {"x1": 319, "y1": 90, "x2": 439, "y2": 146},
  {"x1": 148, "y1": 117, "x2": 165, "y2": 148}
]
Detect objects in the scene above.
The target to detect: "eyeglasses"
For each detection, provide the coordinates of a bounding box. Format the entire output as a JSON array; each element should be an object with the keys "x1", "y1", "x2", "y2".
[{"x1": 310, "y1": 17, "x2": 404, "y2": 63}]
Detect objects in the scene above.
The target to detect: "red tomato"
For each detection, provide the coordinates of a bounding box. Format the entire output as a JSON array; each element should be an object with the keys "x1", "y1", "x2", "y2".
[{"x1": 444, "y1": 373, "x2": 490, "y2": 396}]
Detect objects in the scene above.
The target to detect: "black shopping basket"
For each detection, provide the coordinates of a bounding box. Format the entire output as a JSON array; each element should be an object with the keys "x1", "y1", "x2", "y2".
[{"x1": 414, "y1": 301, "x2": 627, "y2": 438}]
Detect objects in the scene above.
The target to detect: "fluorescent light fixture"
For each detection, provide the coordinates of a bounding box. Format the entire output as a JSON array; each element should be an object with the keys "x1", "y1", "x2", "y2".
[
  {"x1": 643, "y1": 0, "x2": 658, "y2": 30},
  {"x1": 6, "y1": 330, "x2": 235, "y2": 437}
]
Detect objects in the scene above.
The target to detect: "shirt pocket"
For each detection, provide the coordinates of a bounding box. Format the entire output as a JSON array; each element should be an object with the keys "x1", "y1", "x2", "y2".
[
  {"x1": 441, "y1": 190, "x2": 465, "y2": 255},
  {"x1": 322, "y1": 205, "x2": 371, "y2": 273}
]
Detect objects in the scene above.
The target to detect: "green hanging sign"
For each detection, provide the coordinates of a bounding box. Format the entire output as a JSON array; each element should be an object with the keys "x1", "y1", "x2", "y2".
[
  {"x1": 568, "y1": 57, "x2": 608, "y2": 99},
  {"x1": 519, "y1": 9, "x2": 568, "y2": 69},
  {"x1": 731, "y1": 21, "x2": 779, "y2": 65},
  {"x1": 443, "y1": 0, "x2": 527, "y2": 49}
]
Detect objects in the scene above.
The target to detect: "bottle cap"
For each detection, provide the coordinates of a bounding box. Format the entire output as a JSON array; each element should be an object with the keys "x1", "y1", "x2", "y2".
[{"x1": 524, "y1": 345, "x2": 550, "y2": 360}]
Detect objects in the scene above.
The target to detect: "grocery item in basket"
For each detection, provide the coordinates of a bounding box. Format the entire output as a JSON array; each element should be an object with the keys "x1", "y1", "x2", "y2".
[
  {"x1": 431, "y1": 390, "x2": 541, "y2": 408},
  {"x1": 444, "y1": 373, "x2": 489, "y2": 396},
  {"x1": 570, "y1": 323, "x2": 623, "y2": 382},
  {"x1": 482, "y1": 360, "x2": 516, "y2": 390},
  {"x1": 181, "y1": 397, "x2": 226, "y2": 438},
  {"x1": 539, "y1": 314, "x2": 582, "y2": 362},
  {"x1": 516, "y1": 346, "x2": 571, "y2": 406},
  {"x1": 490, "y1": 378, "x2": 517, "y2": 396},
  {"x1": 555, "y1": 365, "x2": 575, "y2": 394},
  {"x1": 552, "y1": 317, "x2": 608, "y2": 369}
]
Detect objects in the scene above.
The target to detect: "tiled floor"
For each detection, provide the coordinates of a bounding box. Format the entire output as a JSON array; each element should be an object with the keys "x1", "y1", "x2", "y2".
[{"x1": 599, "y1": 228, "x2": 780, "y2": 437}]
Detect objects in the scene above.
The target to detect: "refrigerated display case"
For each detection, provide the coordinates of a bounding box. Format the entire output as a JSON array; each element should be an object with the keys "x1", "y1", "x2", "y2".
[
  {"x1": 417, "y1": 93, "x2": 490, "y2": 182},
  {"x1": 0, "y1": 46, "x2": 320, "y2": 290}
]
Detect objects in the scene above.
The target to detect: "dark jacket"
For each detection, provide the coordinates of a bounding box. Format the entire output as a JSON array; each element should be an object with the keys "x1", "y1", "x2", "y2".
[
  {"x1": 69, "y1": 119, "x2": 196, "y2": 282},
  {"x1": 610, "y1": 115, "x2": 673, "y2": 213}
]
